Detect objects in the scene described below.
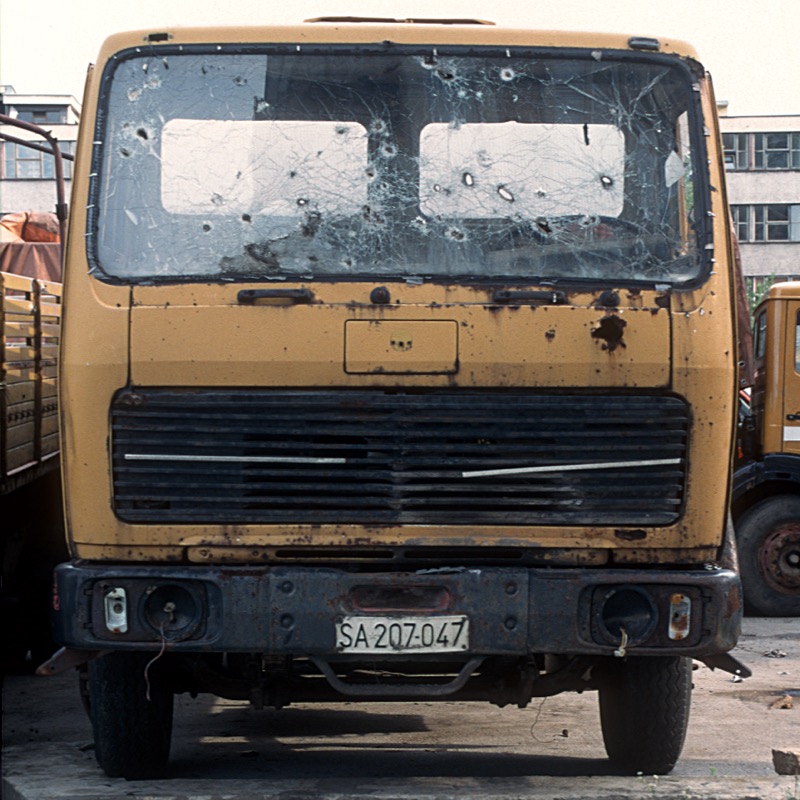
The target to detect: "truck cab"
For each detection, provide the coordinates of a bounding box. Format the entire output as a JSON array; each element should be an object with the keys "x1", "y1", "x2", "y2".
[{"x1": 49, "y1": 18, "x2": 745, "y2": 779}]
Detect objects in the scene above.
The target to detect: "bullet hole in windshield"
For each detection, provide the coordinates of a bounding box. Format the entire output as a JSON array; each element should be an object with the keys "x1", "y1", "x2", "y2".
[{"x1": 497, "y1": 185, "x2": 515, "y2": 203}]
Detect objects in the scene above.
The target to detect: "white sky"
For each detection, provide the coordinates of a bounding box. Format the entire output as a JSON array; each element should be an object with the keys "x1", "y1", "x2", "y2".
[{"x1": 0, "y1": 0, "x2": 796, "y2": 116}]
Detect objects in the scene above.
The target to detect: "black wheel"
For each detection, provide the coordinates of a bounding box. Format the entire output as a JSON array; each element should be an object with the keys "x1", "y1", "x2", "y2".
[
  {"x1": 88, "y1": 652, "x2": 174, "y2": 779},
  {"x1": 598, "y1": 656, "x2": 692, "y2": 775},
  {"x1": 736, "y1": 496, "x2": 800, "y2": 616}
]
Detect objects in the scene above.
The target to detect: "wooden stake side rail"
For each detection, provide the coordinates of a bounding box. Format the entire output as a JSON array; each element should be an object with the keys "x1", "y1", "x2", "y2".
[{"x1": 1, "y1": 270, "x2": 62, "y2": 487}]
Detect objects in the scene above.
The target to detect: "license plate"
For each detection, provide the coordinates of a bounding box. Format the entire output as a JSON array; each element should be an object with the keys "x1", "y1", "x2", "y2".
[{"x1": 336, "y1": 615, "x2": 469, "y2": 654}]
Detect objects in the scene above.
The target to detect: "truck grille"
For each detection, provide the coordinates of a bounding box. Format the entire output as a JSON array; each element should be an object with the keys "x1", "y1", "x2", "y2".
[{"x1": 111, "y1": 390, "x2": 688, "y2": 526}]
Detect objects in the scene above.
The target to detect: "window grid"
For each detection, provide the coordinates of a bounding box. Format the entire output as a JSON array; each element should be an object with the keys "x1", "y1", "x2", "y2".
[
  {"x1": 16, "y1": 108, "x2": 67, "y2": 125},
  {"x1": 723, "y1": 132, "x2": 749, "y2": 170},
  {"x1": 754, "y1": 205, "x2": 789, "y2": 241},
  {"x1": 2, "y1": 140, "x2": 74, "y2": 179},
  {"x1": 731, "y1": 205, "x2": 750, "y2": 241},
  {"x1": 722, "y1": 131, "x2": 800, "y2": 171},
  {"x1": 732, "y1": 204, "x2": 800, "y2": 242},
  {"x1": 754, "y1": 132, "x2": 800, "y2": 170}
]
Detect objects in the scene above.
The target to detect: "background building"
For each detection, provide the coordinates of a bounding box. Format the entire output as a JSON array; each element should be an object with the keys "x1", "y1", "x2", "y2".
[
  {"x1": 0, "y1": 85, "x2": 80, "y2": 216},
  {"x1": 719, "y1": 105, "x2": 800, "y2": 298}
]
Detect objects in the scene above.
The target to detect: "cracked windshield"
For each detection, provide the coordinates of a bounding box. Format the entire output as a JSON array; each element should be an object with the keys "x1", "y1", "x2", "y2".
[{"x1": 92, "y1": 48, "x2": 705, "y2": 284}]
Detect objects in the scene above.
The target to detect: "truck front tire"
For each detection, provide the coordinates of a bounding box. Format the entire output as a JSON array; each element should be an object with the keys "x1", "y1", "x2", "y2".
[
  {"x1": 598, "y1": 655, "x2": 692, "y2": 775},
  {"x1": 88, "y1": 652, "x2": 174, "y2": 779}
]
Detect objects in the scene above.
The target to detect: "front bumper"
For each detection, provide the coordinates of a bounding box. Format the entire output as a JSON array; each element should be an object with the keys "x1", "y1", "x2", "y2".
[{"x1": 52, "y1": 562, "x2": 742, "y2": 659}]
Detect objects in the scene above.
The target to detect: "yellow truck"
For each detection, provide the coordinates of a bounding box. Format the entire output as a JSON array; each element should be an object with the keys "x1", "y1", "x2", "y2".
[
  {"x1": 733, "y1": 281, "x2": 800, "y2": 616},
  {"x1": 1, "y1": 268, "x2": 63, "y2": 667},
  {"x1": 48, "y1": 19, "x2": 747, "y2": 778}
]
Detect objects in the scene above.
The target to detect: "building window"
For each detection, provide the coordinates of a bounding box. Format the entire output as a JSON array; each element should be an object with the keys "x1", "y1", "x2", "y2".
[
  {"x1": 3, "y1": 140, "x2": 74, "y2": 179},
  {"x1": 732, "y1": 205, "x2": 750, "y2": 241},
  {"x1": 15, "y1": 108, "x2": 67, "y2": 125},
  {"x1": 755, "y1": 205, "x2": 789, "y2": 240},
  {"x1": 723, "y1": 133, "x2": 749, "y2": 170},
  {"x1": 733, "y1": 204, "x2": 800, "y2": 242},
  {"x1": 754, "y1": 132, "x2": 800, "y2": 170},
  {"x1": 720, "y1": 131, "x2": 800, "y2": 171}
]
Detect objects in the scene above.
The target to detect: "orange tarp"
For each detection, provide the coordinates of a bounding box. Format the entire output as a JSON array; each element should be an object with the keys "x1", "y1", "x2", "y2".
[
  {"x1": 0, "y1": 213, "x2": 61, "y2": 281},
  {"x1": 0, "y1": 242, "x2": 61, "y2": 281},
  {"x1": 0, "y1": 211, "x2": 60, "y2": 243}
]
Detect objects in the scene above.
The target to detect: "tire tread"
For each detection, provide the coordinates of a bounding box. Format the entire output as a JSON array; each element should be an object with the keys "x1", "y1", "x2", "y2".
[
  {"x1": 89, "y1": 652, "x2": 173, "y2": 779},
  {"x1": 599, "y1": 655, "x2": 692, "y2": 775}
]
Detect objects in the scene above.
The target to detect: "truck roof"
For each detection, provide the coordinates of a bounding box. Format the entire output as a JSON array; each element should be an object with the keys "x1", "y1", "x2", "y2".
[
  {"x1": 767, "y1": 281, "x2": 800, "y2": 301},
  {"x1": 95, "y1": 22, "x2": 700, "y2": 63}
]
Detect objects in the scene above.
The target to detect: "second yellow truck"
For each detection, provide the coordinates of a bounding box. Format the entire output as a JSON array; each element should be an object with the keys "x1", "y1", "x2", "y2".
[{"x1": 734, "y1": 281, "x2": 800, "y2": 617}]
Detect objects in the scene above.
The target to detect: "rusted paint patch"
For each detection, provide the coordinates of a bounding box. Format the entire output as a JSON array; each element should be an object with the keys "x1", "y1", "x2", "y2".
[{"x1": 592, "y1": 314, "x2": 627, "y2": 352}]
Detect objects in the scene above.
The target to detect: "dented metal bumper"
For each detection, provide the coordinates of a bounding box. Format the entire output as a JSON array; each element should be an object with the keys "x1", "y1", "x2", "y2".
[{"x1": 52, "y1": 561, "x2": 742, "y2": 660}]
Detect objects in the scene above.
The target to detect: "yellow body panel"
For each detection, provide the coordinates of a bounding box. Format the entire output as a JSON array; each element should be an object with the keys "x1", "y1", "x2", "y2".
[
  {"x1": 128, "y1": 286, "x2": 670, "y2": 387},
  {"x1": 95, "y1": 25, "x2": 699, "y2": 61}
]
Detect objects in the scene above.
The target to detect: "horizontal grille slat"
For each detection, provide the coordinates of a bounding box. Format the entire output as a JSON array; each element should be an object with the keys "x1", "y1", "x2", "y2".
[{"x1": 111, "y1": 390, "x2": 688, "y2": 526}]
